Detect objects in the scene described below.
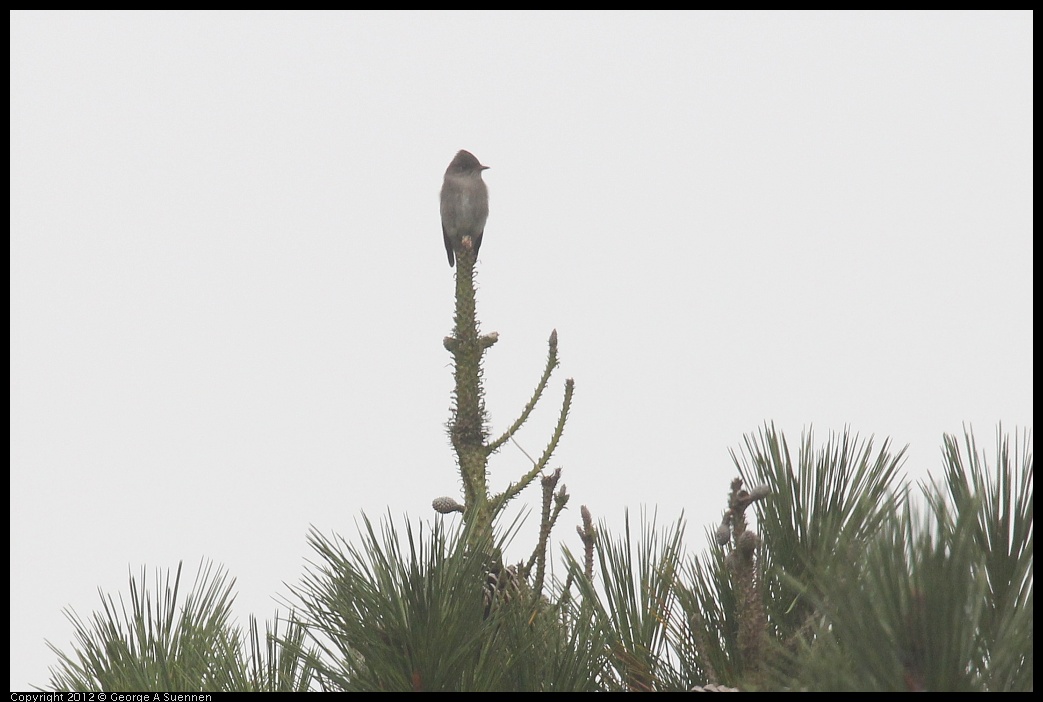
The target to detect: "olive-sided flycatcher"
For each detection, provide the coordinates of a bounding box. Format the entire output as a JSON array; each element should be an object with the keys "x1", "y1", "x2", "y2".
[{"x1": 440, "y1": 150, "x2": 489, "y2": 267}]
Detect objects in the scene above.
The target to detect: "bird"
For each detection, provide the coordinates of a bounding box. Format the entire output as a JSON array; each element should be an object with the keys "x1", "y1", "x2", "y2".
[{"x1": 440, "y1": 150, "x2": 489, "y2": 267}]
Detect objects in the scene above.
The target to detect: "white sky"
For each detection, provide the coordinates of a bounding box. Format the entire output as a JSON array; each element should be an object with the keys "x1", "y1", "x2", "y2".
[{"x1": 10, "y1": 10, "x2": 1032, "y2": 690}]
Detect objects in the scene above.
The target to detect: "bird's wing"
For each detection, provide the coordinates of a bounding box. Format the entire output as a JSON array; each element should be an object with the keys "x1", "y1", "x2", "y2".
[{"x1": 443, "y1": 225, "x2": 455, "y2": 267}]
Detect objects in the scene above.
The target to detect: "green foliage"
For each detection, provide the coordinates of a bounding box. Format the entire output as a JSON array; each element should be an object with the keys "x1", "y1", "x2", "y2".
[
  {"x1": 674, "y1": 536, "x2": 741, "y2": 686},
  {"x1": 564, "y1": 511, "x2": 686, "y2": 690},
  {"x1": 734, "y1": 424, "x2": 907, "y2": 639},
  {"x1": 289, "y1": 513, "x2": 603, "y2": 691},
  {"x1": 754, "y1": 426, "x2": 1033, "y2": 691},
  {"x1": 43, "y1": 561, "x2": 313, "y2": 692},
  {"x1": 292, "y1": 514, "x2": 494, "y2": 691},
  {"x1": 933, "y1": 426, "x2": 1033, "y2": 689},
  {"x1": 42, "y1": 428, "x2": 1031, "y2": 692}
]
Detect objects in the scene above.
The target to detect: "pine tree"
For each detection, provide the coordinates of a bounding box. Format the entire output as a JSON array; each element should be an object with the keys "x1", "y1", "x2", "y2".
[{"x1": 41, "y1": 233, "x2": 1032, "y2": 691}]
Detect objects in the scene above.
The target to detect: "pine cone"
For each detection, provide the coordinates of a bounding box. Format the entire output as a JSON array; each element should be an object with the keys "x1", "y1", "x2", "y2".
[
  {"x1": 431, "y1": 496, "x2": 465, "y2": 514},
  {"x1": 483, "y1": 562, "x2": 525, "y2": 617}
]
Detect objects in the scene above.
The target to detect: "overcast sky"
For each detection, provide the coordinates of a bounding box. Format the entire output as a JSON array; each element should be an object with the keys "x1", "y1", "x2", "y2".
[{"x1": 10, "y1": 10, "x2": 1032, "y2": 690}]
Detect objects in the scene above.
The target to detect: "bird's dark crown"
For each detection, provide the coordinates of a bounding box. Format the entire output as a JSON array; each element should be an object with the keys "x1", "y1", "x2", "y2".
[{"x1": 448, "y1": 150, "x2": 488, "y2": 173}]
